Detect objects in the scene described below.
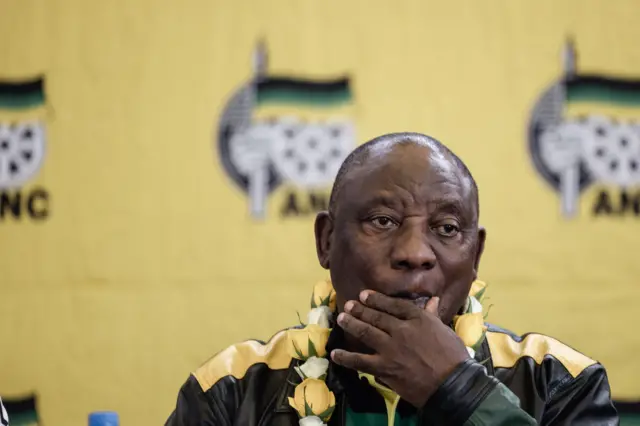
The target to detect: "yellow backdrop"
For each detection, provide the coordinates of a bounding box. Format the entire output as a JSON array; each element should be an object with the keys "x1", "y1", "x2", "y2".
[{"x1": 1, "y1": 0, "x2": 639, "y2": 424}]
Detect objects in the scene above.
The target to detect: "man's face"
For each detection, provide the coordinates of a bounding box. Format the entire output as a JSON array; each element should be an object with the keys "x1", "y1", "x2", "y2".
[{"x1": 315, "y1": 143, "x2": 485, "y2": 326}]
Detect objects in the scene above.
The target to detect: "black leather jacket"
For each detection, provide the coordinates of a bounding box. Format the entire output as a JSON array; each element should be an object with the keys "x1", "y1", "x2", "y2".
[{"x1": 166, "y1": 324, "x2": 618, "y2": 425}]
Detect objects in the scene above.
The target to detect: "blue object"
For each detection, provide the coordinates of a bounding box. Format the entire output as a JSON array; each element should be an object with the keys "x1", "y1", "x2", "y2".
[{"x1": 88, "y1": 411, "x2": 119, "y2": 426}]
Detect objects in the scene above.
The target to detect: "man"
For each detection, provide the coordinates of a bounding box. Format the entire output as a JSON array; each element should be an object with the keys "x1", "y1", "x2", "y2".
[{"x1": 166, "y1": 133, "x2": 618, "y2": 425}]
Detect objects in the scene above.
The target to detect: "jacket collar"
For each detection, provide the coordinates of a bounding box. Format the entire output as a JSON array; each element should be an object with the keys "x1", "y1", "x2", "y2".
[{"x1": 274, "y1": 358, "x2": 300, "y2": 413}]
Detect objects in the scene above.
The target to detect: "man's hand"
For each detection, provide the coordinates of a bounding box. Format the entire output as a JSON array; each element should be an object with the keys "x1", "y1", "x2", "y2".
[{"x1": 331, "y1": 290, "x2": 470, "y2": 407}]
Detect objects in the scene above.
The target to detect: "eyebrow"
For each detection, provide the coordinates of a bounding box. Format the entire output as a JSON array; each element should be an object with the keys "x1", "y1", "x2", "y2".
[
  {"x1": 358, "y1": 194, "x2": 402, "y2": 211},
  {"x1": 355, "y1": 193, "x2": 470, "y2": 215},
  {"x1": 429, "y1": 198, "x2": 468, "y2": 216}
]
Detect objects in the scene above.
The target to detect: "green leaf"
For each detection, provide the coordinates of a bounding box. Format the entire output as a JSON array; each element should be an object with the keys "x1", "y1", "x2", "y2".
[
  {"x1": 317, "y1": 405, "x2": 335, "y2": 422},
  {"x1": 308, "y1": 338, "x2": 318, "y2": 358},
  {"x1": 465, "y1": 297, "x2": 473, "y2": 314},
  {"x1": 320, "y1": 294, "x2": 331, "y2": 307},
  {"x1": 479, "y1": 356, "x2": 492, "y2": 365},
  {"x1": 294, "y1": 366, "x2": 307, "y2": 380},
  {"x1": 483, "y1": 304, "x2": 494, "y2": 320},
  {"x1": 311, "y1": 294, "x2": 318, "y2": 309},
  {"x1": 475, "y1": 287, "x2": 486, "y2": 302},
  {"x1": 304, "y1": 389, "x2": 314, "y2": 417},
  {"x1": 292, "y1": 340, "x2": 306, "y2": 360},
  {"x1": 470, "y1": 328, "x2": 488, "y2": 350},
  {"x1": 296, "y1": 311, "x2": 306, "y2": 326},
  {"x1": 471, "y1": 339, "x2": 485, "y2": 351}
]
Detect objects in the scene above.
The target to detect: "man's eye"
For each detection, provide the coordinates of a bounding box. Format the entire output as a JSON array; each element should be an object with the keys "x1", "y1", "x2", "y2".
[
  {"x1": 370, "y1": 216, "x2": 398, "y2": 229},
  {"x1": 435, "y1": 223, "x2": 459, "y2": 237}
]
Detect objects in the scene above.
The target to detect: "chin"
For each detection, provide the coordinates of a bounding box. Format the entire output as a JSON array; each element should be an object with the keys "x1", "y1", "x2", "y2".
[
  {"x1": 441, "y1": 312, "x2": 456, "y2": 326},
  {"x1": 442, "y1": 300, "x2": 468, "y2": 325}
]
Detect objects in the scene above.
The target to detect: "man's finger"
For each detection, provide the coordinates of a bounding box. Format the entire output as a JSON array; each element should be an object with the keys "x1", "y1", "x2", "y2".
[
  {"x1": 337, "y1": 312, "x2": 389, "y2": 348},
  {"x1": 330, "y1": 349, "x2": 379, "y2": 374},
  {"x1": 344, "y1": 300, "x2": 399, "y2": 334},
  {"x1": 425, "y1": 296, "x2": 439, "y2": 315},
  {"x1": 359, "y1": 290, "x2": 420, "y2": 320}
]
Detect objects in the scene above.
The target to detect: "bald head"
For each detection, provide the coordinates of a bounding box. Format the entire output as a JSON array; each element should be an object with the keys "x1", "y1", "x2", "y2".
[{"x1": 328, "y1": 132, "x2": 479, "y2": 217}]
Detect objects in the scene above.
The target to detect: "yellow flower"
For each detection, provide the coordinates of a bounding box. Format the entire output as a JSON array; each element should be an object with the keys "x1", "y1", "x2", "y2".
[
  {"x1": 469, "y1": 280, "x2": 487, "y2": 302},
  {"x1": 454, "y1": 312, "x2": 487, "y2": 348},
  {"x1": 287, "y1": 325, "x2": 331, "y2": 360},
  {"x1": 311, "y1": 280, "x2": 336, "y2": 311},
  {"x1": 288, "y1": 378, "x2": 336, "y2": 421}
]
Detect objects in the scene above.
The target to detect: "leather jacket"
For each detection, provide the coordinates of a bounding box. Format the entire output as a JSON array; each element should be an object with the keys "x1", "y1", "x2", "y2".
[{"x1": 165, "y1": 324, "x2": 618, "y2": 426}]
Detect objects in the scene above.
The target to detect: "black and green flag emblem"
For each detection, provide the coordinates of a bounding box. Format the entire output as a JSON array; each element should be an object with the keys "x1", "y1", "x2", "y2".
[{"x1": 0, "y1": 77, "x2": 45, "y2": 111}]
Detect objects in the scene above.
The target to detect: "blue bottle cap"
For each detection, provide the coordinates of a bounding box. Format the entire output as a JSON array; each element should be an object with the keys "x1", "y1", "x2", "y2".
[{"x1": 88, "y1": 411, "x2": 119, "y2": 426}]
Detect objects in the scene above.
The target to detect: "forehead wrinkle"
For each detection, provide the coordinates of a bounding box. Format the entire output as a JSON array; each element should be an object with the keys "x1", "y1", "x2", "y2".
[
  {"x1": 401, "y1": 153, "x2": 468, "y2": 206},
  {"x1": 426, "y1": 152, "x2": 475, "y2": 208},
  {"x1": 349, "y1": 176, "x2": 470, "y2": 220},
  {"x1": 343, "y1": 148, "x2": 464, "y2": 208},
  {"x1": 358, "y1": 192, "x2": 403, "y2": 211},
  {"x1": 329, "y1": 133, "x2": 479, "y2": 220},
  {"x1": 430, "y1": 197, "x2": 467, "y2": 217}
]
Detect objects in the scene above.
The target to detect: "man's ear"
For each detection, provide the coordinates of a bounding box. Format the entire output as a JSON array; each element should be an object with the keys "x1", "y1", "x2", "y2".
[
  {"x1": 473, "y1": 226, "x2": 486, "y2": 280},
  {"x1": 314, "y1": 211, "x2": 333, "y2": 270}
]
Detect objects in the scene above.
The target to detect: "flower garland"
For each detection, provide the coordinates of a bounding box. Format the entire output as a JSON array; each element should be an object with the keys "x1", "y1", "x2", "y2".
[
  {"x1": 286, "y1": 281, "x2": 336, "y2": 426},
  {"x1": 286, "y1": 280, "x2": 489, "y2": 426},
  {"x1": 454, "y1": 279, "x2": 490, "y2": 359}
]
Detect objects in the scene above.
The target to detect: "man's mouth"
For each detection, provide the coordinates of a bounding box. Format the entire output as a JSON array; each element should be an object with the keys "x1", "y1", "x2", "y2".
[
  {"x1": 389, "y1": 291, "x2": 434, "y2": 309},
  {"x1": 412, "y1": 296, "x2": 431, "y2": 310},
  {"x1": 392, "y1": 293, "x2": 433, "y2": 309}
]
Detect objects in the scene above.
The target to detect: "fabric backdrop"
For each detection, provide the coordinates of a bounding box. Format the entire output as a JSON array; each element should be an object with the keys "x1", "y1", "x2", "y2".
[{"x1": 0, "y1": 0, "x2": 638, "y2": 424}]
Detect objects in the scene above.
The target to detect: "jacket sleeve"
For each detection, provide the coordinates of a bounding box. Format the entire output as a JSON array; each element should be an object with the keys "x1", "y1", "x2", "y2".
[
  {"x1": 419, "y1": 360, "x2": 619, "y2": 426},
  {"x1": 419, "y1": 360, "x2": 537, "y2": 426},
  {"x1": 165, "y1": 375, "x2": 233, "y2": 426},
  {"x1": 539, "y1": 363, "x2": 618, "y2": 425}
]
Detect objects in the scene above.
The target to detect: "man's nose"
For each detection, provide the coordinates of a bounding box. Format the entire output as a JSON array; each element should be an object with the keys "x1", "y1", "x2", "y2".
[{"x1": 390, "y1": 223, "x2": 436, "y2": 271}]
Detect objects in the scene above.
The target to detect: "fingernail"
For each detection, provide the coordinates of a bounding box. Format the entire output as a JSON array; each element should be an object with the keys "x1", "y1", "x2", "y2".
[
  {"x1": 359, "y1": 291, "x2": 370, "y2": 303},
  {"x1": 337, "y1": 313, "x2": 346, "y2": 324},
  {"x1": 344, "y1": 301, "x2": 354, "y2": 312},
  {"x1": 426, "y1": 297, "x2": 440, "y2": 312}
]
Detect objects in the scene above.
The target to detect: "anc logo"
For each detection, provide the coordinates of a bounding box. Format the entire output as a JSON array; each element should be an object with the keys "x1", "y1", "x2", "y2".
[
  {"x1": 215, "y1": 42, "x2": 355, "y2": 220},
  {"x1": 0, "y1": 76, "x2": 49, "y2": 221},
  {"x1": 528, "y1": 39, "x2": 640, "y2": 218}
]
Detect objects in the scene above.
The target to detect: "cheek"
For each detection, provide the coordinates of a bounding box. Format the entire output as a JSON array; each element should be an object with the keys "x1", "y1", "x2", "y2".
[
  {"x1": 436, "y1": 246, "x2": 477, "y2": 322},
  {"x1": 329, "y1": 229, "x2": 387, "y2": 308},
  {"x1": 439, "y1": 285, "x2": 472, "y2": 324},
  {"x1": 437, "y1": 239, "x2": 477, "y2": 277}
]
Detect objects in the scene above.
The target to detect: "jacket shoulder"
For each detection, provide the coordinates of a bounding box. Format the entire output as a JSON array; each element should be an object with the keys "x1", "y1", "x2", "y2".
[
  {"x1": 485, "y1": 324, "x2": 597, "y2": 378},
  {"x1": 193, "y1": 329, "x2": 293, "y2": 392}
]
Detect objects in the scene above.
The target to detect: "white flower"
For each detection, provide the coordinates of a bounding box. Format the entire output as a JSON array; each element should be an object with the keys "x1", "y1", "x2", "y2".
[
  {"x1": 307, "y1": 306, "x2": 332, "y2": 328},
  {"x1": 466, "y1": 346, "x2": 476, "y2": 358},
  {"x1": 468, "y1": 296, "x2": 483, "y2": 314},
  {"x1": 295, "y1": 356, "x2": 330, "y2": 380},
  {"x1": 299, "y1": 416, "x2": 326, "y2": 426}
]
